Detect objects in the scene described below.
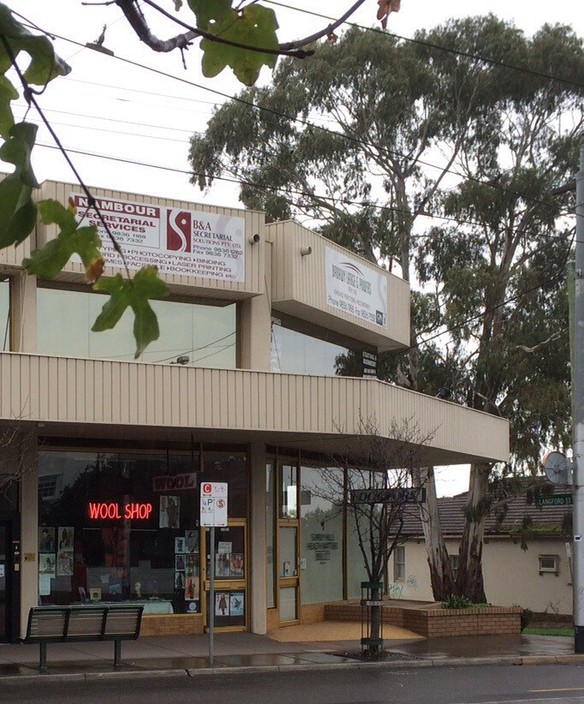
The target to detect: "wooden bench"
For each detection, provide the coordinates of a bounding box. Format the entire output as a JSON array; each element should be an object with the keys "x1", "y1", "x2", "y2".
[{"x1": 24, "y1": 605, "x2": 144, "y2": 671}]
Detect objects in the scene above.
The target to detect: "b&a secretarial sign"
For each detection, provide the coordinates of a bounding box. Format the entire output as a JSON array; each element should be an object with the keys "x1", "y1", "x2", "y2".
[
  {"x1": 351, "y1": 487, "x2": 426, "y2": 505},
  {"x1": 71, "y1": 193, "x2": 245, "y2": 283}
]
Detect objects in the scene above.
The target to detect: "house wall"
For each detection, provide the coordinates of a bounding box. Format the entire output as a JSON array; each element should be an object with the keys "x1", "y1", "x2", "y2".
[{"x1": 388, "y1": 537, "x2": 573, "y2": 615}]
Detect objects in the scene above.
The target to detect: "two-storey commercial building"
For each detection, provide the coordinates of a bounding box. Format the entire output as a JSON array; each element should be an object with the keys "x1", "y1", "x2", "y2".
[{"x1": 0, "y1": 181, "x2": 509, "y2": 641}]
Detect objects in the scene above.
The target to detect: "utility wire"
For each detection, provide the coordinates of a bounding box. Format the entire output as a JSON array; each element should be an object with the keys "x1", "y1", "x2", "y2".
[
  {"x1": 34, "y1": 140, "x2": 578, "y2": 241},
  {"x1": 15, "y1": 18, "x2": 580, "y2": 218},
  {"x1": 265, "y1": 0, "x2": 584, "y2": 90}
]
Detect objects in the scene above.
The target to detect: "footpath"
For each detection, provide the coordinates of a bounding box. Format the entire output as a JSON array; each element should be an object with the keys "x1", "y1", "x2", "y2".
[{"x1": 0, "y1": 621, "x2": 581, "y2": 683}]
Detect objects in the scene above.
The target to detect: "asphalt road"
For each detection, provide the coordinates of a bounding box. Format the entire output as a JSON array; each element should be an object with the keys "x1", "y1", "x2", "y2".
[{"x1": 4, "y1": 664, "x2": 584, "y2": 704}]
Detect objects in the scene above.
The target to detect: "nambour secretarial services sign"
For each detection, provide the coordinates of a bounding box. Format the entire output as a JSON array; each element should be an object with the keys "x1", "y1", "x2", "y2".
[
  {"x1": 72, "y1": 194, "x2": 246, "y2": 283},
  {"x1": 325, "y1": 247, "x2": 387, "y2": 329}
]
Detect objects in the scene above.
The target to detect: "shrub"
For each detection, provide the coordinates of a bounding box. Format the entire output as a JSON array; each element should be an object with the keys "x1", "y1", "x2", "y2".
[
  {"x1": 520, "y1": 608, "x2": 534, "y2": 631},
  {"x1": 442, "y1": 594, "x2": 472, "y2": 609}
]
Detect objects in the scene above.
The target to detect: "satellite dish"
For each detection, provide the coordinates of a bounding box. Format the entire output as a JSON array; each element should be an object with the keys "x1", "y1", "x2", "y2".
[{"x1": 542, "y1": 451, "x2": 572, "y2": 485}]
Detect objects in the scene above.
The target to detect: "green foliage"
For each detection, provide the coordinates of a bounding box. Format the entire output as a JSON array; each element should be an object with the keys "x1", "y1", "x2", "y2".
[
  {"x1": 187, "y1": 1, "x2": 279, "y2": 85},
  {"x1": 93, "y1": 268, "x2": 169, "y2": 359},
  {"x1": 442, "y1": 594, "x2": 472, "y2": 609},
  {"x1": 520, "y1": 608, "x2": 534, "y2": 631},
  {"x1": 0, "y1": 4, "x2": 169, "y2": 357},
  {"x1": 24, "y1": 199, "x2": 103, "y2": 281}
]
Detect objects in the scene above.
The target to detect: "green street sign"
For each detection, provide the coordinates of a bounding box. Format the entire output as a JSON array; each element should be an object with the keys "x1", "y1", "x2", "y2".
[{"x1": 535, "y1": 493, "x2": 573, "y2": 508}]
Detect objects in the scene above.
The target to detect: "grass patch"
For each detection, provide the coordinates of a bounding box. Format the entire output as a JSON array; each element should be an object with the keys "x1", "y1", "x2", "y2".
[{"x1": 523, "y1": 626, "x2": 574, "y2": 637}]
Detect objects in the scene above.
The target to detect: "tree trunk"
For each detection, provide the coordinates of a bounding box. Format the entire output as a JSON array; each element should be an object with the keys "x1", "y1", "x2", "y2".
[
  {"x1": 455, "y1": 462, "x2": 491, "y2": 603},
  {"x1": 416, "y1": 466, "x2": 454, "y2": 601}
]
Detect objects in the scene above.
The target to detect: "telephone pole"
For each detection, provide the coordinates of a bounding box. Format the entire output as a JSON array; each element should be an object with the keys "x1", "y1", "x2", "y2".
[{"x1": 573, "y1": 142, "x2": 584, "y2": 653}]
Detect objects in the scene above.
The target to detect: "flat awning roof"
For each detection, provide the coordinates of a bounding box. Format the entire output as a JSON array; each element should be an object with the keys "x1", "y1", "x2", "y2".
[{"x1": 0, "y1": 353, "x2": 508, "y2": 466}]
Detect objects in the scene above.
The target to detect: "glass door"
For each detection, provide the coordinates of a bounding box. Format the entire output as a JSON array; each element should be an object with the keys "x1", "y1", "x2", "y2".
[
  {"x1": 278, "y1": 463, "x2": 299, "y2": 624},
  {"x1": 202, "y1": 522, "x2": 247, "y2": 630}
]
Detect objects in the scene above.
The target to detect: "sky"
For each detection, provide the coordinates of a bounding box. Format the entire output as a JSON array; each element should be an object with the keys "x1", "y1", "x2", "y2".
[{"x1": 5, "y1": 0, "x2": 583, "y2": 495}]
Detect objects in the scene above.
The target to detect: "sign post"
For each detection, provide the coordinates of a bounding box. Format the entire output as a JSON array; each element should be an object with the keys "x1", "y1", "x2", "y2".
[{"x1": 200, "y1": 482, "x2": 228, "y2": 666}]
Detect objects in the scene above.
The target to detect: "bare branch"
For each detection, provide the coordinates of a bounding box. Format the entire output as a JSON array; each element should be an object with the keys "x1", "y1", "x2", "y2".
[{"x1": 117, "y1": 0, "x2": 314, "y2": 58}]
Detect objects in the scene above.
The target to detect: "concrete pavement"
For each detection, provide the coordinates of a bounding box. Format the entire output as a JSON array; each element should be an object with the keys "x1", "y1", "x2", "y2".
[{"x1": 0, "y1": 621, "x2": 581, "y2": 682}]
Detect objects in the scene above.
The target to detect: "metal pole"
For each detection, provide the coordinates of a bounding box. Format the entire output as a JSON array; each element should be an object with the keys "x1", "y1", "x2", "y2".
[
  {"x1": 574, "y1": 143, "x2": 584, "y2": 653},
  {"x1": 209, "y1": 525, "x2": 215, "y2": 665}
]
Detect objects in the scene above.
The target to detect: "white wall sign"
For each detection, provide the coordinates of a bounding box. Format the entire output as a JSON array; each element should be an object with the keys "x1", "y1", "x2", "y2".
[
  {"x1": 200, "y1": 481, "x2": 228, "y2": 527},
  {"x1": 71, "y1": 194, "x2": 246, "y2": 283},
  {"x1": 325, "y1": 247, "x2": 387, "y2": 329}
]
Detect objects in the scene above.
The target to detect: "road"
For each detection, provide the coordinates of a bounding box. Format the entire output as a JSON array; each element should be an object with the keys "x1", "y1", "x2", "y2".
[{"x1": 4, "y1": 664, "x2": 584, "y2": 704}]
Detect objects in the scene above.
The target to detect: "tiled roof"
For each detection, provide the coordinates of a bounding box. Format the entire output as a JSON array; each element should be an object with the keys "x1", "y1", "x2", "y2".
[{"x1": 399, "y1": 481, "x2": 572, "y2": 538}]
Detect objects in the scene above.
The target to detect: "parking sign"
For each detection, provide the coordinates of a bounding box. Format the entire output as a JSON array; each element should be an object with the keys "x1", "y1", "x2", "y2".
[{"x1": 200, "y1": 482, "x2": 228, "y2": 526}]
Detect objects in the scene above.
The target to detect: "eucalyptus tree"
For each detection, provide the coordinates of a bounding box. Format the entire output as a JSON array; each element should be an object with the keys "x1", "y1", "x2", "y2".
[{"x1": 190, "y1": 17, "x2": 584, "y2": 601}]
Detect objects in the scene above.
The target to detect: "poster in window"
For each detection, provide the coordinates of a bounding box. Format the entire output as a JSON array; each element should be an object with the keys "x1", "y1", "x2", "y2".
[
  {"x1": 229, "y1": 553, "x2": 244, "y2": 578},
  {"x1": 175, "y1": 554, "x2": 186, "y2": 571},
  {"x1": 185, "y1": 530, "x2": 198, "y2": 553},
  {"x1": 185, "y1": 553, "x2": 198, "y2": 576},
  {"x1": 230, "y1": 592, "x2": 244, "y2": 617},
  {"x1": 215, "y1": 592, "x2": 229, "y2": 616},
  {"x1": 58, "y1": 527, "x2": 74, "y2": 550},
  {"x1": 39, "y1": 575, "x2": 51, "y2": 596},
  {"x1": 217, "y1": 541, "x2": 231, "y2": 555},
  {"x1": 38, "y1": 527, "x2": 55, "y2": 552},
  {"x1": 175, "y1": 571, "x2": 185, "y2": 591},
  {"x1": 39, "y1": 553, "x2": 56, "y2": 576},
  {"x1": 185, "y1": 576, "x2": 199, "y2": 601},
  {"x1": 56, "y1": 549, "x2": 74, "y2": 576},
  {"x1": 215, "y1": 552, "x2": 230, "y2": 577},
  {"x1": 159, "y1": 495, "x2": 180, "y2": 528},
  {"x1": 175, "y1": 536, "x2": 186, "y2": 554}
]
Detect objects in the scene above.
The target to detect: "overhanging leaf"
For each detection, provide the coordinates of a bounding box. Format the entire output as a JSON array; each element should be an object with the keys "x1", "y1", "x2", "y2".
[
  {"x1": 200, "y1": 4, "x2": 279, "y2": 86},
  {"x1": 187, "y1": 0, "x2": 232, "y2": 30},
  {"x1": 0, "y1": 4, "x2": 71, "y2": 85},
  {"x1": 23, "y1": 199, "x2": 103, "y2": 280},
  {"x1": 0, "y1": 121, "x2": 38, "y2": 247},
  {"x1": 93, "y1": 267, "x2": 169, "y2": 358}
]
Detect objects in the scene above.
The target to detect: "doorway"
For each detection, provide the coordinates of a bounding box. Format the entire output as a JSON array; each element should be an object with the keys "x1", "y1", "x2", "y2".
[{"x1": 0, "y1": 520, "x2": 18, "y2": 642}]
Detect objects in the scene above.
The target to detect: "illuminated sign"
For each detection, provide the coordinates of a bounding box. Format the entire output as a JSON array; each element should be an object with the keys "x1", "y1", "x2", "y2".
[{"x1": 87, "y1": 502, "x2": 153, "y2": 520}]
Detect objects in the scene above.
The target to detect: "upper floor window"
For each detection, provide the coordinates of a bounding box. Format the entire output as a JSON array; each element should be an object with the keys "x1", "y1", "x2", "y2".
[
  {"x1": 37, "y1": 285, "x2": 237, "y2": 367},
  {"x1": 271, "y1": 315, "x2": 376, "y2": 377},
  {"x1": 0, "y1": 276, "x2": 10, "y2": 351}
]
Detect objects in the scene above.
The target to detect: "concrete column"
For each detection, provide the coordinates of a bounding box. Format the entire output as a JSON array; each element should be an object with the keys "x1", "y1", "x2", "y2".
[
  {"x1": 11, "y1": 272, "x2": 37, "y2": 352},
  {"x1": 239, "y1": 241, "x2": 272, "y2": 371},
  {"x1": 249, "y1": 442, "x2": 267, "y2": 634}
]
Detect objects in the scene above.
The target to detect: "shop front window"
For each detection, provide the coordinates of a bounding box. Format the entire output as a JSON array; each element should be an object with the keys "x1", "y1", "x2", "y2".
[{"x1": 37, "y1": 449, "x2": 245, "y2": 616}]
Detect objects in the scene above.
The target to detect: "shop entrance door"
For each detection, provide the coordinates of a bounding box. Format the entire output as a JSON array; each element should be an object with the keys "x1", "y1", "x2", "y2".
[{"x1": 202, "y1": 523, "x2": 247, "y2": 631}]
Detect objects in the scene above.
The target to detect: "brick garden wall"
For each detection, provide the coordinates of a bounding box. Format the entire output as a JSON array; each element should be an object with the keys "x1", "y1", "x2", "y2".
[{"x1": 324, "y1": 602, "x2": 522, "y2": 638}]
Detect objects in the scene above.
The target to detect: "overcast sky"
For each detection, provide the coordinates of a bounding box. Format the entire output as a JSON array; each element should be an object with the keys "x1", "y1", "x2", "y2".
[{"x1": 6, "y1": 0, "x2": 582, "y2": 495}]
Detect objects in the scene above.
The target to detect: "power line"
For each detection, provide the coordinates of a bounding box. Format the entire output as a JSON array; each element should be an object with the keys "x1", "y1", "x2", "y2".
[
  {"x1": 34, "y1": 140, "x2": 577, "y2": 240},
  {"x1": 265, "y1": 0, "x2": 584, "y2": 90},
  {"x1": 16, "y1": 17, "x2": 580, "y2": 218}
]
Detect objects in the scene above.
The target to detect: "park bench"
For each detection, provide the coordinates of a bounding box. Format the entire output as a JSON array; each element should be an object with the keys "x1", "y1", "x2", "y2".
[{"x1": 24, "y1": 604, "x2": 144, "y2": 671}]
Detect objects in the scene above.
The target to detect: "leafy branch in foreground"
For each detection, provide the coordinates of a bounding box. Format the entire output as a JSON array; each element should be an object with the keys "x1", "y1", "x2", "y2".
[{"x1": 0, "y1": 3, "x2": 168, "y2": 357}]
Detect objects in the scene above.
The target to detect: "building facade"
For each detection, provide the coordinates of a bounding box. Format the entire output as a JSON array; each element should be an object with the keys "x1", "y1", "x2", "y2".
[{"x1": 0, "y1": 181, "x2": 509, "y2": 641}]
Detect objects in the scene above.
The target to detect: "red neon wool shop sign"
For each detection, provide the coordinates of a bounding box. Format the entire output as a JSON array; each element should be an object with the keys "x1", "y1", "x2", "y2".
[{"x1": 87, "y1": 502, "x2": 153, "y2": 520}]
